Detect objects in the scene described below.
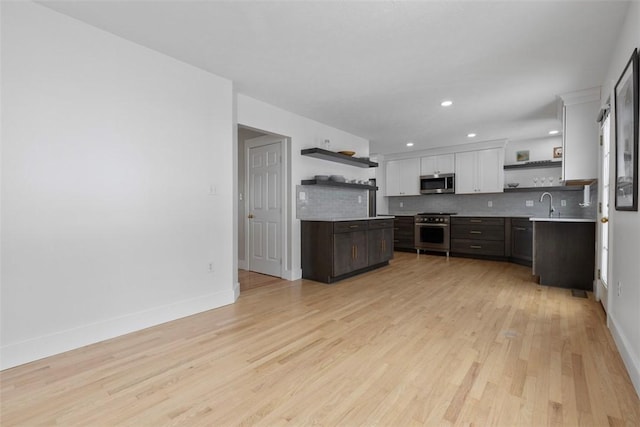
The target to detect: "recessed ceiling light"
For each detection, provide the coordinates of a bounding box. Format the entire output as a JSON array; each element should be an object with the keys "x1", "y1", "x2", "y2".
[
  {"x1": 467, "y1": 133, "x2": 477, "y2": 138},
  {"x1": 406, "y1": 142, "x2": 414, "y2": 147},
  {"x1": 441, "y1": 100, "x2": 453, "y2": 107},
  {"x1": 548, "y1": 130, "x2": 559, "y2": 135}
]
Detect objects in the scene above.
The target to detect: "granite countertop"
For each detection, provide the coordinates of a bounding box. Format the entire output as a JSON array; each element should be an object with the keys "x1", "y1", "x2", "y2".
[{"x1": 301, "y1": 215, "x2": 395, "y2": 222}]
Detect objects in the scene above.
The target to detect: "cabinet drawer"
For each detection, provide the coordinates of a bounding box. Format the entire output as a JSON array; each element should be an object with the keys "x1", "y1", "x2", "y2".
[
  {"x1": 451, "y1": 239, "x2": 505, "y2": 256},
  {"x1": 511, "y1": 218, "x2": 532, "y2": 229},
  {"x1": 333, "y1": 221, "x2": 368, "y2": 233},
  {"x1": 451, "y1": 217, "x2": 504, "y2": 226},
  {"x1": 369, "y1": 219, "x2": 393, "y2": 229},
  {"x1": 393, "y1": 236, "x2": 414, "y2": 245},
  {"x1": 451, "y1": 224, "x2": 505, "y2": 240}
]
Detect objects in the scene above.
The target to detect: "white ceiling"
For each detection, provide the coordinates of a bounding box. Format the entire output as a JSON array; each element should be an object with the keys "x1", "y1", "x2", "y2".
[{"x1": 41, "y1": 1, "x2": 629, "y2": 155}]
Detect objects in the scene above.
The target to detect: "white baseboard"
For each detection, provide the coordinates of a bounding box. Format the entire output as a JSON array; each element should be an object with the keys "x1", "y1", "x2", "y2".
[
  {"x1": 283, "y1": 268, "x2": 302, "y2": 281},
  {"x1": 1, "y1": 287, "x2": 236, "y2": 370},
  {"x1": 233, "y1": 281, "x2": 240, "y2": 300},
  {"x1": 609, "y1": 313, "x2": 640, "y2": 398}
]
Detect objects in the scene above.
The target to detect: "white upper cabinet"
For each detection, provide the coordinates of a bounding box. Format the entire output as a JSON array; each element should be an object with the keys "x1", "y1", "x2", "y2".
[
  {"x1": 455, "y1": 148, "x2": 504, "y2": 194},
  {"x1": 560, "y1": 89, "x2": 600, "y2": 183},
  {"x1": 420, "y1": 154, "x2": 455, "y2": 176},
  {"x1": 385, "y1": 158, "x2": 420, "y2": 196}
]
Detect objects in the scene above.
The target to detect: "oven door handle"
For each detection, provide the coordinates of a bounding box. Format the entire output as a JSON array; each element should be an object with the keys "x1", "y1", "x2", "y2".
[{"x1": 415, "y1": 223, "x2": 449, "y2": 227}]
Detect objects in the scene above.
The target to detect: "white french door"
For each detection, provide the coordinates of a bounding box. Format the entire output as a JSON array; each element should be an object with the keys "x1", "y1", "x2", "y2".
[{"x1": 596, "y1": 112, "x2": 611, "y2": 311}]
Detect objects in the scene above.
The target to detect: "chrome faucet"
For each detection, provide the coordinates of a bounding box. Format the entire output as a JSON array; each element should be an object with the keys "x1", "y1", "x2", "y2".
[{"x1": 540, "y1": 192, "x2": 555, "y2": 217}]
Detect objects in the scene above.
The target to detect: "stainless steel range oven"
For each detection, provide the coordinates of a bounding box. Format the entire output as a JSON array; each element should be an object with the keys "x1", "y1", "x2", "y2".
[{"x1": 415, "y1": 213, "x2": 454, "y2": 256}]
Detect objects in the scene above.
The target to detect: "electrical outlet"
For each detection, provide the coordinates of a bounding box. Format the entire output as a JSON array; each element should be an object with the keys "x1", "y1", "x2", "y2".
[
  {"x1": 618, "y1": 281, "x2": 622, "y2": 296},
  {"x1": 239, "y1": 193, "x2": 243, "y2": 201},
  {"x1": 400, "y1": 202, "x2": 404, "y2": 208},
  {"x1": 209, "y1": 262, "x2": 214, "y2": 273},
  {"x1": 526, "y1": 200, "x2": 534, "y2": 207},
  {"x1": 209, "y1": 184, "x2": 217, "y2": 195},
  {"x1": 561, "y1": 199, "x2": 567, "y2": 207},
  {"x1": 488, "y1": 201, "x2": 493, "y2": 208},
  {"x1": 299, "y1": 191, "x2": 306, "y2": 201},
  {"x1": 358, "y1": 195, "x2": 362, "y2": 204}
]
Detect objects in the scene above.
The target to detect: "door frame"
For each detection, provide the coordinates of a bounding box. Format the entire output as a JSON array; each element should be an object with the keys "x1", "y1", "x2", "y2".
[
  {"x1": 244, "y1": 134, "x2": 289, "y2": 279},
  {"x1": 595, "y1": 106, "x2": 612, "y2": 312}
]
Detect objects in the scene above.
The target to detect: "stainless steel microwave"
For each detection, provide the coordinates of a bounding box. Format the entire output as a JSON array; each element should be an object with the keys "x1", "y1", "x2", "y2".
[{"x1": 419, "y1": 173, "x2": 455, "y2": 194}]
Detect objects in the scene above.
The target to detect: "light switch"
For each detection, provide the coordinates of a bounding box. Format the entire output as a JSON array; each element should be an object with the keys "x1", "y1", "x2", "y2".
[
  {"x1": 561, "y1": 200, "x2": 567, "y2": 207},
  {"x1": 299, "y1": 191, "x2": 306, "y2": 201},
  {"x1": 526, "y1": 200, "x2": 534, "y2": 207}
]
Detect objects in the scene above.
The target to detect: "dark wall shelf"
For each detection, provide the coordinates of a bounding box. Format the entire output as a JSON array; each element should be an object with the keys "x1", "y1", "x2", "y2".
[
  {"x1": 504, "y1": 161, "x2": 562, "y2": 170},
  {"x1": 301, "y1": 148, "x2": 378, "y2": 168},
  {"x1": 503, "y1": 186, "x2": 582, "y2": 193},
  {"x1": 301, "y1": 179, "x2": 377, "y2": 190}
]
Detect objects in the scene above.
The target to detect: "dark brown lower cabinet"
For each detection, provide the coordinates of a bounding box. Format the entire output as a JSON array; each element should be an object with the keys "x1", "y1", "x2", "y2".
[
  {"x1": 392, "y1": 215, "x2": 415, "y2": 252},
  {"x1": 510, "y1": 218, "x2": 533, "y2": 266},
  {"x1": 368, "y1": 226, "x2": 394, "y2": 266},
  {"x1": 533, "y1": 221, "x2": 595, "y2": 291},
  {"x1": 333, "y1": 230, "x2": 368, "y2": 276},
  {"x1": 450, "y1": 217, "x2": 506, "y2": 259},
  {"x1": 302, "y1": 219, "x2": 393, "y2": 284}
]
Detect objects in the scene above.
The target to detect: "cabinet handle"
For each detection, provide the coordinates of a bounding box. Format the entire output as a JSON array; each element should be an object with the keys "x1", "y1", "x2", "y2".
[
  {"x1": 470, "y1": 230, "x2": 482, "y2": 234},
  {"x1": 470, "y1": 245, "x2": 482, "y2": 249},
  {"x1": 352, "y1": 245, "x2": 355, "y2": 259},
  {"x1": 470, "y1": 219, "x2": 482, "y2": 223},
  {"x1": 349, "y1": 225, "x2": 358, "y2": 228},
  {"x1": 355, "y1": 245, "x2": 358, "y2": 259},
  {"x1": 514, "y1": 227, "x2": 526, "y2": 231}
]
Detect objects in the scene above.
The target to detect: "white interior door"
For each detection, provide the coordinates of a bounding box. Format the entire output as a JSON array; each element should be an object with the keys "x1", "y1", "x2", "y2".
[
  {"x1": 247, "y1": 140, "x2": 282, "y2": 277},
  {"x1": 596, "y1": 113, "x2": 611, "y2": 311}
]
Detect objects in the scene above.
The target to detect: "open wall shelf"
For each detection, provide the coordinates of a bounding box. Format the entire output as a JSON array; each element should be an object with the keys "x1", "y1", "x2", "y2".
[
  {"x1": 301, "y1": 179, "x2": 377, "y2": 190},
  {"x1": 504, "y1": 161, "x2": 562, "y2": 170},
  {"x1": 301, "y1": 148, "x2": 378, "y2": 168}
]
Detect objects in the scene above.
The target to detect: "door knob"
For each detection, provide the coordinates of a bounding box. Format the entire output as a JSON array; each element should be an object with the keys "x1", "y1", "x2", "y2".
[
  {"x1": 248, "y1": 214, "x2": 254, "y2": 219},
  {"x1": 600, "y1": 217, "x2": 608, "y2": 223}
]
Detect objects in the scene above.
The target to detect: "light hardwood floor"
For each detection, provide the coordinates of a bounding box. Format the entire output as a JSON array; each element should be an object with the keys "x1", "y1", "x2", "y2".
[{"x1": 2, "y1": 252, "x2": 639, "y2": 426}]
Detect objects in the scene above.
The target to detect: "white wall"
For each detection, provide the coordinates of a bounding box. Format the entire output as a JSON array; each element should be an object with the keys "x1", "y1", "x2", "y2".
[
  {"x1": 0, "y1": 2, "x2": 236, "y2": 369},
  {"x1": 237, "y1": 95, "x2": 370, "y2": 279},
  {"x1": 504, "y1": 136, "x2": 563, "y2": 165},
  {"x1": 600, "y1": 0, "x2": 640, "y2": 395}
]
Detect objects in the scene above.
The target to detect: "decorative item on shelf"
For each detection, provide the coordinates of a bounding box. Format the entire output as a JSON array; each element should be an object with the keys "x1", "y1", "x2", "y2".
[
  {"x1": 516, "y1": 150, "x2": 530, "y2": 162},
  {"x1": 506, "y1": 182, "x2": 520, "y2": 188},
  {"x1": 315, "y1": 175, "x2": 329, "y2": 181},
  {"x1": 553, "y1": 146, "x2": 563, "y2": 159},
  {"x1": 329, "y1": 175, "x2": 346, "y2": 182},
  {"x1": 338, "y1": 150, "x2": 356, "y2": 157}
]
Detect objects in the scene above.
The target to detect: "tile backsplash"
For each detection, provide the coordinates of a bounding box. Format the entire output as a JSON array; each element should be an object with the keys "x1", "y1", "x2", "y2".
[
  {"x1": 386, "y1": 185, "x2": 597, "y2": 218},
  {"x1": 297, "y1": 185, "x2": 369, "y2": 219}
]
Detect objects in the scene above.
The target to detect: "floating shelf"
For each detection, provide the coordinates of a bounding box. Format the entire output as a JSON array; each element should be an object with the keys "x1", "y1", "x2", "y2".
[
  {"x1": 504, "y1": 161, "x2": 562, "y2": 170},
  {"x1": 503, "y1": 186, "x2": 582, "y2": 193},
  {"x1": 301, "y1": 148, "x2": 378, "y2": 168},
  {"x1": 301, "y1": 179, "x2": 378, "y2": 190}
]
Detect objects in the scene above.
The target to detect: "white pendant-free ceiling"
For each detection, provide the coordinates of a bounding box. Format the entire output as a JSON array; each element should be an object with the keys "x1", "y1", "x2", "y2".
[{"x1": 40, "y1": 1, "x2": 629, "y2": 154}]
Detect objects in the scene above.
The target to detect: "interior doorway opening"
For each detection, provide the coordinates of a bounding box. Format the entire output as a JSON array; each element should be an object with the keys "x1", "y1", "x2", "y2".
[{"x1": 237, "y1": 125, "x2": 291, "y2": 290}]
